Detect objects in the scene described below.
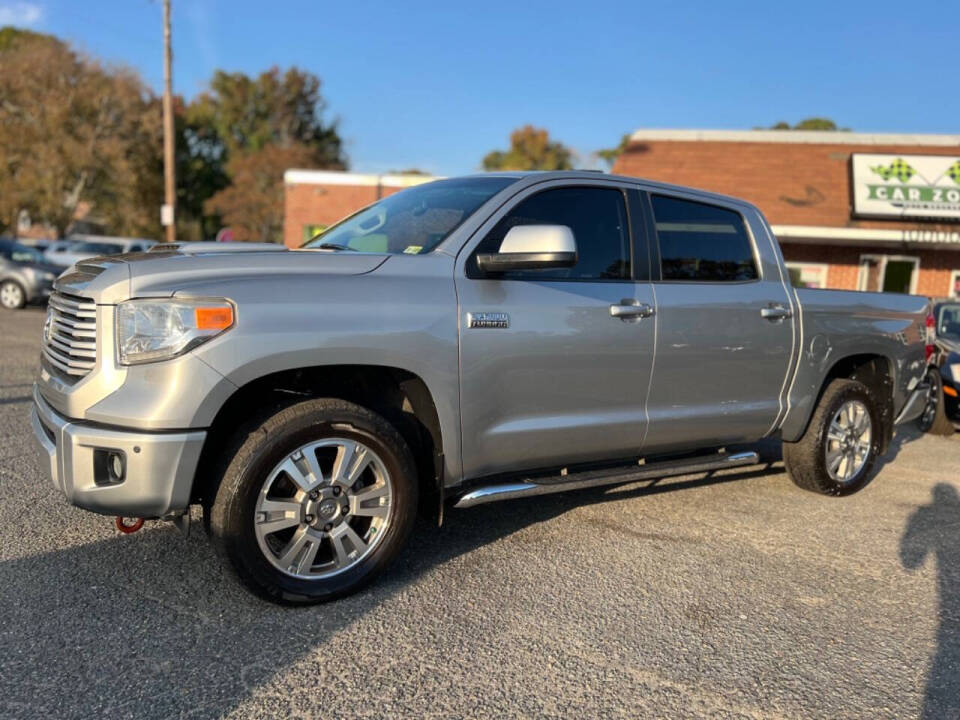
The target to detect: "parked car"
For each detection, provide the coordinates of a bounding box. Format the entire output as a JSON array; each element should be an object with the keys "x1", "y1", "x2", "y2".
[
  {"x1": 30, "y1": 172, "x2": 931, "y2": 604},
  {"x1": 15, "y1": 237, "x2": 54, "y2": 253},
  {"x1": 43, "y1": 235, "x2": 155, "y2": 269},
  {"x1": 918, "y1": 300, "x2": 960, "y2": 433},
  {"x1": 0, "y1": 239, "x2": 61, "y2": 309}
]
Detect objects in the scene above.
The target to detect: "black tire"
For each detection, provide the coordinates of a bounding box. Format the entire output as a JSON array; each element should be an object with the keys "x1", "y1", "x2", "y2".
[
  {"x1": 783, "y1": 379, "x2": 881, "y2": 496},
  {"x1": 0, "y1": 280, "x2": 26, "y2": 310},
  {"x1": 917, "y1": 370, "x2": 955, "y2": 436},
  {"x1": 206, "y1": 398, "x2": 418, "y2": 605}
]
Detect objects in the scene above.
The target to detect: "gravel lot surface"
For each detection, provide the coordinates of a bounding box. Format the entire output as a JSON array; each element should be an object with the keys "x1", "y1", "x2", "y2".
[{"x1": 2, "y1": 306, "x2": 959, "y2": 719}]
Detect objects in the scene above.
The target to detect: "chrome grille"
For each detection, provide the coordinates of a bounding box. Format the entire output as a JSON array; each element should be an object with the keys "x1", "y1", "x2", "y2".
[{"x1": 42, "y1": 291, "x2": 97, "y2": 378}]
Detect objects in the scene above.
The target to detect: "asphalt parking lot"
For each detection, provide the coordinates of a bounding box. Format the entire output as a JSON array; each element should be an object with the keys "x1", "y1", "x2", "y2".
[{"x1": 2, "y1": 306, "x2": 959, "y2": 719}]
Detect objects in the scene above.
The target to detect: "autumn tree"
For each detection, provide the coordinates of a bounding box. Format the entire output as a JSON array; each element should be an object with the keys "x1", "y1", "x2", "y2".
[
  {"x1": 205, "y1": 144, "x2": 316, "y2": 243},
  {"x1": 0, "y1": 28, "x2": 163, "y2": 237},
  {"x1": 194, "y1": 67, "x2": 346, "y2": 241},
  {"x1": 482, "y1": 126, "x2": 574, "y2": 171}
]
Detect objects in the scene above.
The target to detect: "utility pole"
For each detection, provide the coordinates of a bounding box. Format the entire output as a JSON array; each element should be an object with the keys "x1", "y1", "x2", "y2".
[{"x1": 161, "y1": 0, "x2": 176, "y2": 242}]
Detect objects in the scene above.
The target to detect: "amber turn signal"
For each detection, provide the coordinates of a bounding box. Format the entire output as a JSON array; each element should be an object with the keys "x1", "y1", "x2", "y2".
[{"x1": 194, "y1": 306, "x2": 234, "y2": 331}]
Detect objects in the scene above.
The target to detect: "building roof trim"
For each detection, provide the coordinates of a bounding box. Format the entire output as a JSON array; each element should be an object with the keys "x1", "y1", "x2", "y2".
[
  {"x1": 284, "y1": 169, "x2": 440, "y2": 188},
  {"x1": 628, "y1": 129, "x2": 960, "y2": 147},
  {"x1": 772, "y1": 224, "x2": 960, "y2": 247}
]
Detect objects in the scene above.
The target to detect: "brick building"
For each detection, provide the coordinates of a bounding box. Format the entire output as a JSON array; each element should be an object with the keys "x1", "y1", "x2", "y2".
[
  {"x1": 283, "y1": 170, "x2": 435, "y2": 248},
  {"x1": 613, "y1": 129, "x2": 960, "y2": 298}
]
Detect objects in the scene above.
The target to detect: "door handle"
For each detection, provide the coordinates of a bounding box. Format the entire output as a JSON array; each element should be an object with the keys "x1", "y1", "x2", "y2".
[
  {"x1": 761, "y1": 305, "x2": 792, "y2": 320},
  {"x1": 610, "y1": 300, "x2": 654, "y2": 320}
]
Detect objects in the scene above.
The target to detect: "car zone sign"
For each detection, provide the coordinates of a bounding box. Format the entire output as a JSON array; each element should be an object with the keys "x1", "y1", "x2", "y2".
[{"x1": 852, "y1": 153, "x2": 960, "y2": 220}]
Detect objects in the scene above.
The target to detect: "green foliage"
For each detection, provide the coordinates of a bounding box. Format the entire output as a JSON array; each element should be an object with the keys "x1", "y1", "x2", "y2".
[
  {"x1": 188, "y1": 67, "x2": 345, "y2": 167},
  {"x1": 482, "y1": 126, "x2": 574, "y2": 171},
  {"x1": 767, "y1": 117, "x2": 850, "y2": 131},
  {"x1": 597, "y1": 133, "x2": 632, "y2": 168}
]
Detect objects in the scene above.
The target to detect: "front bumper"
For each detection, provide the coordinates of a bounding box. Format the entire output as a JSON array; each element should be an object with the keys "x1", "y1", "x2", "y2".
[{"x1": 30, "y1": 385, "x2": 205, "y2": 517}]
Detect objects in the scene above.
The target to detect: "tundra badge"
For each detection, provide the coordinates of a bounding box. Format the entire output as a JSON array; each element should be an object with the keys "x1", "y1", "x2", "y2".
[{"x1": 467, "y1": 312, "x2": 510, "y2": 329}]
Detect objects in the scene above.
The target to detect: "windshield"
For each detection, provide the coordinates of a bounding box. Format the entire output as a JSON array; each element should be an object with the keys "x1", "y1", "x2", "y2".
[
  {"x1": 937, "y1": 303, "x2": 960, "y2": 342},
  {"x1": 73, "y1": 241, "x2": 123, "y2": 254},
  {"x1": 302, "y1": 177, "x2": 518, "y2": 255}
]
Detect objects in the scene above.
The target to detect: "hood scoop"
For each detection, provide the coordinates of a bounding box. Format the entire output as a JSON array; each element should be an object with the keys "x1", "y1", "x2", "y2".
[{"x1": 149, "y1": 241, "x2": 287, "y2": 255}]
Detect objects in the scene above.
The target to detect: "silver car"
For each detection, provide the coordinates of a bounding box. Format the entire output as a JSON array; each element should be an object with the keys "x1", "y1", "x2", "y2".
[
  {"x1": 30, "y1": 172, "x2": 931, "y2": 604},
  {"x1": 0, "y1": 239, "x2": 59, "y2": 309},
  {"x1": 43, "y1": 235, "x2": 155, "y2": 270}
]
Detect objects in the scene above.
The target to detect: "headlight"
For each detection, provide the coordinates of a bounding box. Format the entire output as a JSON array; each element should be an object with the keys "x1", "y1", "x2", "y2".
[
  {"x1": 951, "y1": 363, "x2": 960, "y2": 385},
  {"x1": 116, "y1": 298, "x2": 234, "y2": 365}
]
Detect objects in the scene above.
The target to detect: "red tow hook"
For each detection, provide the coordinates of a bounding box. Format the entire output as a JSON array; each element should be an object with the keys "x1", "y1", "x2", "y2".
[{"x1": 115, "y1": 516, "x2": 145, "y2": 534}]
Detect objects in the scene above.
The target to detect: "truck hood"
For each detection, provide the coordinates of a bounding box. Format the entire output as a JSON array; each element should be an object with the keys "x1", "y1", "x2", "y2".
[{"x1": 54, "y1": 244, "x2": 389, "y2": 303}]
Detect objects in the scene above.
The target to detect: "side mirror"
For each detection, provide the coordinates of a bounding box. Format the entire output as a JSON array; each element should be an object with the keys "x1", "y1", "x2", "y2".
[{"x1": 476, "y1": 225, "x2": 577, "y2": 273}]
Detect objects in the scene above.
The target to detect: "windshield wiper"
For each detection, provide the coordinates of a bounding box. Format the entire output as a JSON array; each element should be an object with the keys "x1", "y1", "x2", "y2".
[{"x1": 315, "y1": 242, "x2": 352, "y2": 251}]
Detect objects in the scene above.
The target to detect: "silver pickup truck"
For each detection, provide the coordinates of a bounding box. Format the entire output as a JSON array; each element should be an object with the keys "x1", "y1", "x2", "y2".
[{"x1": 30, "y1": 171, "x2": 931, "y2": 604}]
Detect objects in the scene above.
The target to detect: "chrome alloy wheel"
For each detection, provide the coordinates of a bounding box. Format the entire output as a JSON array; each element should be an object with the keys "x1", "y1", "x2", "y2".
[
  {"x1": 825, "y1": 400, "x2": 872, "y2": 483},
  {"x1": 254, "y1": 438, "x2": 393, "y2": 579},
  {"x1": 0, "y1": 282, "x2": 23, "y2": 309}
]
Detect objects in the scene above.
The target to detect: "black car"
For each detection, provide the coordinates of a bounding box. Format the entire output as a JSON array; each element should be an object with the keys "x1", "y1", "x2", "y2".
[
  {"x1": 919, "y1": 301, "x2": 960, "y2": 433},
  {"x1": 0, "y1": 239, "x2": 61, "y2": 310}
]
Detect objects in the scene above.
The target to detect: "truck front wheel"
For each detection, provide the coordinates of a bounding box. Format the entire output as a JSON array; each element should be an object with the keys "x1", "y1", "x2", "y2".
[
  {"x1": 207, "y1": 398, "x2": 418, "y2": 604},
  {"x1": 783, "y1": 379, "x2": 881, "y2": 496}
]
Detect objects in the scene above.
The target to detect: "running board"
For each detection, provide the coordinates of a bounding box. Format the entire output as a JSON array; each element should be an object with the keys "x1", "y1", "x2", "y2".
[{"x1": 453, "y1": 451, "x2": 760, "y2": 509}]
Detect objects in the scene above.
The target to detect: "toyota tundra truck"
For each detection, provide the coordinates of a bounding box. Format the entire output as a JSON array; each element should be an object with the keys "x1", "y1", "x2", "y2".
[{"x1": 30, "y1": 171, "x2": 931, "y2": 604}]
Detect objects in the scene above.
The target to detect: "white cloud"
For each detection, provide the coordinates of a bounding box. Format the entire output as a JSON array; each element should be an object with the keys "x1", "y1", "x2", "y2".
[{"x1": 0, "y1": 2, "x2": 44, "y2": 27}]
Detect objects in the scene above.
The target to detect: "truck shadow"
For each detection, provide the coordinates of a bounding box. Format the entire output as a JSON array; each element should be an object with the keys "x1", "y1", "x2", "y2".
[
  {"x1": 0, "y1": 460, "x2": 785, "y2": 718},
  {"x1": 900, "y1": 483, "x2": 960, "y2": 720}
]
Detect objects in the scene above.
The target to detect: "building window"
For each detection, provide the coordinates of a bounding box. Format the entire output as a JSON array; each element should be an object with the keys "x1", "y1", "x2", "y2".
[
  {"x1": 951, "y1": 270, "x2": 960, "y2": 299},
  {"x1": 858, "y1": 254, "x2": 919, "y2": 295},
  {"x1": 785, "y1": 262, "x2": 828, "y2": 289}
]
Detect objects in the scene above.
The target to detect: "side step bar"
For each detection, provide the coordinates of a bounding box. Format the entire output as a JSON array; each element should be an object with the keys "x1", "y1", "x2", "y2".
[{"x1": 453, "y1": 450, "x2": 759, "y2": 509}]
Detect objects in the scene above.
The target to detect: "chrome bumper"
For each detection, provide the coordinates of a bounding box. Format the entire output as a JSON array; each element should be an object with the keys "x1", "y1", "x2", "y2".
[{"x1": 30, "y1": 385, "x2": 206, "y2": 517}]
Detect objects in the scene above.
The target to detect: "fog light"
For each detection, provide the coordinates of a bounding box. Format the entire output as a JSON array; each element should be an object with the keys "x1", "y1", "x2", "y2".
[{"x1": 108, "y1": 452, "x2": 126, "y2": 482}]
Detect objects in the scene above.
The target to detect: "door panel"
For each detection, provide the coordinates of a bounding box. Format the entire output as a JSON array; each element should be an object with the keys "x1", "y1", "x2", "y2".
[
  {"x1": 643, "y1": 282, "x2": 793, "y2": 452},
  {"x1": 457, "y1": 279, "x2": 655, "y2": 479},
  {"x1": 455, "y1": 182, "x2": 655, "y2": 480},
  {"x1": 642, "y1": 193, "x2": 794, "y2": 453}
]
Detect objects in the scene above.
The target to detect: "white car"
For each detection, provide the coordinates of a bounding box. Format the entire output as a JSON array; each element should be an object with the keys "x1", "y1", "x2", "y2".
[{"x1": 44, "y1": 235, "x2": 155, "y2": 269}]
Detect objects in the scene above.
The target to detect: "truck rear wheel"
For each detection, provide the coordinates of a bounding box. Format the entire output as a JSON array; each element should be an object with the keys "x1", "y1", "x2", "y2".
[
  {"x1": 783, "y1": 379, "x2": 880, "y2": 496},
  {"x1": 206, "y1": 398, "x2": 418, "y2": 604}
]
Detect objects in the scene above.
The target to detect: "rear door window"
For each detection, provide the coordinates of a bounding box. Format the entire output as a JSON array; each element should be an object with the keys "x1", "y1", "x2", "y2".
[{"x1": 651, "y1": 195, "x2": 757, "y2": 282}]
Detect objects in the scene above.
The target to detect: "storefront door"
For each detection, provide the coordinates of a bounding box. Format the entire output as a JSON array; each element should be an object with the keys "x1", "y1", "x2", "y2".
[{"x1": 858, "y1": 254, "x2": 919, "y2": 294}]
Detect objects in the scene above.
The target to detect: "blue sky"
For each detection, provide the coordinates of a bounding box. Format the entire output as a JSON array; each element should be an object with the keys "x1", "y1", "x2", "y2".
[{"x1": 4, "y1": 0, "x2": 958, "y2": 175}]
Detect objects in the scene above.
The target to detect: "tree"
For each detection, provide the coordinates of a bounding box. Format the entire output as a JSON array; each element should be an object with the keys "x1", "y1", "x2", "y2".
[
  {"x1": 597, "y1": 133, "x2": 632, "y2": 168},
  {"x1": 174, "y1": 98, "x2": 229, "y2": 240},
  {"x1": 205, "y1": 144, "x2": 316, "y2": 243},
  {"x1": 482, "y1": 125, "x2": 574, "y2": 171},
  {"x1": 767, "y1": 117, "x2": 850, "y2": 131},
  {"x1": 0, "y1": 28, "x2": 163, "y2": 238},
  {"x1": 187, "y1": 67, "x2": 345, "y2": 168},
  {"x1": 191, "y1": 67, "x2": 346, "y2": 241}
]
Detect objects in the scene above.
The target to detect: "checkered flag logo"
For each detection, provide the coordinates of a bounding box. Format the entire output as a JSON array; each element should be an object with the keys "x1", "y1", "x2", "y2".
[
  {"x1": 947, "y1": 160, "x2": 960, "y2": 186},
  {"x1": 870, "y1": 158, "x2": 917, "y2": 183}
]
